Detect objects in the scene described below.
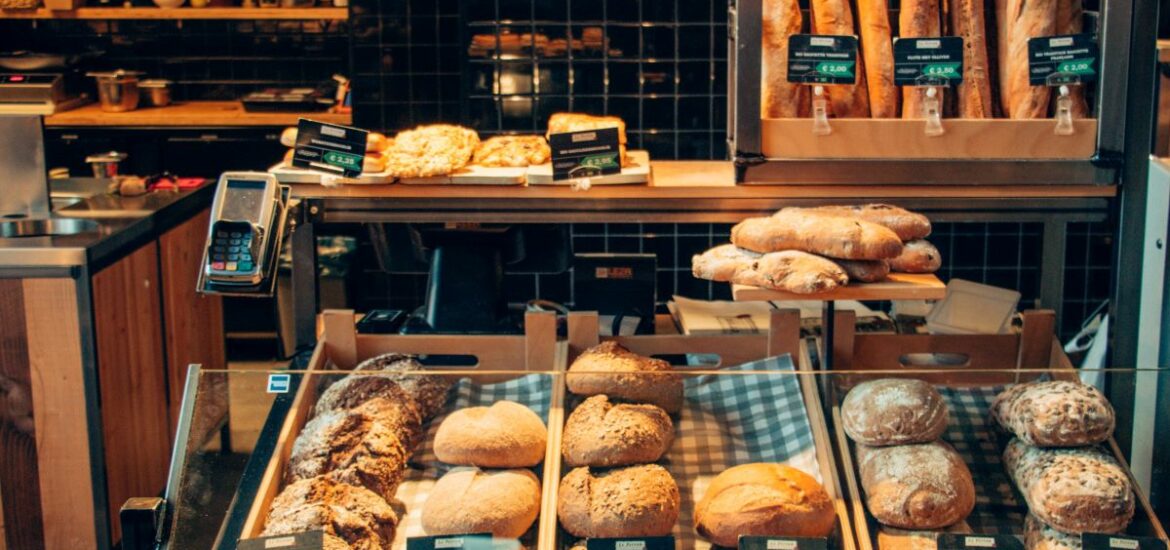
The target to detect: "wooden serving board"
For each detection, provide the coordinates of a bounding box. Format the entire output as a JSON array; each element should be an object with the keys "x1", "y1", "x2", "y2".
[
  {"x1": 526, "y1": 150, "x2": 652, "y2": 185},
  {"x1": 398, "y1": 164, "x2": 526, "y2": 185},
  {"x1": 732, "y1": 273, "x2": 947, "y2": 302},
  {"x1": 268, "y1": 163, "x2": 395, "y2": 185}
]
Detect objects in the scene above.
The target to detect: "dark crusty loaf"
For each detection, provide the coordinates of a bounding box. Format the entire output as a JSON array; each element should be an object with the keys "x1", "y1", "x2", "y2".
[
  {"x1": 694, "y1": 463, "x2": 837, "y2": 546},
  {"x1": 562, "y1": 395, "x2": 674, "y2": 468},
  {"x1": 733, "y1": 210, "x2": 904, "y2": 260},
  {"x1": 1025, "y1": 514, "x2": 1082, "y2": 550},
  {"x1": 842, "y1": 378, "x2": 950, "y2": 446},
  {"x1": 791, "y1": 204, "x2": 932, "y2": 241},
  {"x1": 261, "y1": 476, "x2": 398, "y2": 550},
  {"x1": 990, "y1": 381, "x2": 1115, "y2": 447},
  {"x1": 567, "y1": 341, "x2": 684, "y2": 414},
  {"x1": 835, "y1": 258, "x2": 891, "y2": 283},
  {"x1": 1003, "y1": 439, "x2": 1134, "y2": 535},
  {"x1": 692, "y1": 244, "x2": 850, "y2": 294},
  {"x1": 889, "y1": 240, "x2": 942, "y2": 274},
  {"x1": 433, "y1": 400, "x2": 548, "y2": 468},
  {"x1": 557, "y1": 464, "x2": 680, "y2": 538},
  {"x1": 315, "y1": 353, "x2": 451, "y2": 421},
  {"x1": 857, "y1": 441, "x2": 976, "y2": 529},
  {"x1": 421, "y1": 467, "x2": 542, "y2": 539}
]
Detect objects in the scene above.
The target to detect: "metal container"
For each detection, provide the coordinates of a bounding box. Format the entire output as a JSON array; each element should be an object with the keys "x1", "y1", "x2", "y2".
[
  {"x1": 88, "y1": 70, "x2": 141, "y2": 112},
  {"x1": 86, "y1": 151, "x2": 127, "y2": 179},
  {"x1": 139, "y1": 79, "x2": 171, "y2": 107}
]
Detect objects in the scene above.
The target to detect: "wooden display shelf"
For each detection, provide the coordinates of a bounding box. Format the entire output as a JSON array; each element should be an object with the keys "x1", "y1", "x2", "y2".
[
  {"x1": 732, "y1": 273, "x2": 947, "y2": 302},
  {"x1": 45, "y1": 101, "x2": 350, "y2": 127},
  {"x1": 0, "y1": 6, "x2": 347, "y2": 19}
]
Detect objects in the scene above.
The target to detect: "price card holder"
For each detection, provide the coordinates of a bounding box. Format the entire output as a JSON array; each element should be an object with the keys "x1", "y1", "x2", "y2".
[
  {"x1": 786, "y1": 34, "x2": 860, "y2": 136},
  {"x1": 586, "y1": 536, "x2": 676, "y2": 550},
  {"x1": 1028, "y1": 33, "x2": 1099, "y2": 136},
  {"x1": 739, "y1": 535, "x2": 830, "y2": 550},
  {"x1": 1081, "y1": 533, "x2": 1169, "y2": 550},
  {"x1": 936, "y1": 534, "x2": 1025, "y2": 550},
  {"x1": 548, "y1": 127, "x2": 622, "y2": 190},
  {"x1": 291, "y1": 118, "x2": 370, "y2": 178},
  {"x1": 405, "y1": 533, "x2": 505, "y2": 550},
  {"x1": 893, "y1": 37, "x2": 964, "y2": 137},
  {"x1": 237, "y1": 530, "x2": 327, "y2": 550}
]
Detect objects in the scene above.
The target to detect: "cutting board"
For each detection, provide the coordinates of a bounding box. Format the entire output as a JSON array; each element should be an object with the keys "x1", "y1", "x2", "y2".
[
  {"x1": 398, "y1": 164, "x2": 526, "y2": 185},
  {"x1": 268, "y1": 163, "x2": 395, "y2": 185},
  {"x1": 526, "y1": 150, "x2": 651, "y2": 185}
]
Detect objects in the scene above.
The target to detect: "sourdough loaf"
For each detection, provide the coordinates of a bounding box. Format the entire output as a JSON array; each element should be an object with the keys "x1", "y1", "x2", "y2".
[
  {"x1": 557, "y1": 464, "x2": 681, "y2": 538},
  {"x1": 733, "y1": 210, "x2": 904, "y2": 260},
  {"x1": 433, "y1": 400, "x2": 548, "y2": 468},
  {"x1": 421, "y1": 467, "x2": 542, "y2": 539},
  {"x1": 889, "y1": 240, "x2": 942, "y2": 274},
  {"x1": 842, "y1": 378, "x2": 950, "y2": 446},
  {"x1": 566, "y1": 341, "x2": 684, "y2": 413},
  {"x1": 692, "y1": 244, "x2": 850, "y2": 294},
  {"x1": 694, "y1": 463, "x2": 837, "y2": 546},
  {"x1": 857, "y1": 441, "x2": 976, "y2": 529},
  {"x1": 562, "y1": 395, "x2": 674, "y2": 468}
]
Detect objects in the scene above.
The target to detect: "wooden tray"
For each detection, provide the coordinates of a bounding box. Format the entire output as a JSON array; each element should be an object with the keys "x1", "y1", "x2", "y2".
[
  {"x1": 733, "y1": 273, "x2": 947, "y2": 302},
  {"x1": 398, "y1": 164, "x2": 527, "y2": 185},
  {"x1": 269, "y1": 162, "x2": 395, "y2": 185}
]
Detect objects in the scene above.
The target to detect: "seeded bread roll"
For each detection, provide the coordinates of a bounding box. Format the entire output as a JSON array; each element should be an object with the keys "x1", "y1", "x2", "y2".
[
  {"x1": 791, "y1": 204, "x2": 932, "y2": 241},
  {"x1": 557, "y1": 464, "x2": 681, "y2": 538},
  {"x1": 1025, "y1": 514, "x2": 1082, "y2": 550},
  {"x1": 421, "y1": 467, "x2": 541, "y2": 539},
  {"x1": 733, "y1": 210, "x2": 904, "y2": 260},
  {"x1": 692, "y1": 244, "x2": 850, "y2": 294},
  {"x1": 842, "y1": 378, "x2": 950, "y2": 446},
  {"x1": 857, "y1": 441, "x2": 976, "y2": 529},
  {"x1": 1004, "y1": 439, "x2": 1135, "y2": 535},
  {"x1": 694, "y1": 463, "x2": 837, "y2": 546},
  {"x1": 990, "y1": 381, "x2": 1115, "y2": 447},
  {"x1": 262, "y1": 476, "x2": 398, "y2": 550},
  {"x1": 835, "y1": 259, "x2": 891, "y2": 283},
  {"x1": 889, "y1": 240, "x2": 942, "y2": 274},
  {"x1": 567, "y1": 341, "x2": 684, "y2": 414},
  {"x1": 433, "y1": 400, "x2": 548, "y2": 468},
  {"x1": 562, "y1": 395, "x2": 674, "y2": 468}
]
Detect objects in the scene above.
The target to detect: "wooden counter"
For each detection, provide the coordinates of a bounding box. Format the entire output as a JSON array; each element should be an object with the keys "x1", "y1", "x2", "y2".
[
  {"x1": 46, "y1": 101, "x2": 351, "y2": 128},
  {"x1": 0, "y1": 6, "x2": 347, "y2": 19}
]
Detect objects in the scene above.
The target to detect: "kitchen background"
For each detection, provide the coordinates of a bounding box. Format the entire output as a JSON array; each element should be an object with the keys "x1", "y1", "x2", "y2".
[{"x1": 0, "y1": 0, "x2": 1111, "y2": 339}]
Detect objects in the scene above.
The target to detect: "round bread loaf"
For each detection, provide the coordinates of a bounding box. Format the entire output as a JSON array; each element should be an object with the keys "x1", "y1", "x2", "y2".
[
  {"x1": 566, "y1": 341, "x2": 684, "y2": 414},
  {"x1": 557, "y1": 464, "x2": 680, "y2": 538},
  {"x1": 262, "y1": 476, "x2": 398, "y2": 550},
  {"x1": 694, "y1": 463, "x2": 836, "y2": 546},
  {"x1": 1024, "y1": 515, "x2": 1081, "y2": 550},
  {"x1": 991, "y1": 381, "x2": 1115, "y2": 447},
  {"x1": 857, "y1": 441, "x2": 975, "y2": 529},
  {"x1": 1003, "y1": 439, "x2": 1134, "y2": 535},
  {"x1": 562, "y1": 395, "x2": 674, "y2": 468},
  {"x1": 842, "y1": 378, "x2": 949, "y2": 446},
  {"x1": 433, "y1": 401, "x2": 548, "y2": 468},
  {"x1": 421, "y1": 467, "x2": 542, "y2": 539}
]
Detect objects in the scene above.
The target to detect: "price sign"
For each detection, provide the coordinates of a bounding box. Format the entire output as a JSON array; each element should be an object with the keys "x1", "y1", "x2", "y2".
[
  {"x1": 292, "y1": 118, "x2": 369, "y2": 178},
  {"x1": 1081, "y1": 533, "x2": 1168, "y2": 550},
  {"x1": 786, "y1": 35, "x2": 860, "y2": 85},
  {"x1": 238, "y1": 530, "x2": 327, "y2": 550},
  {"x1": 548, "y1": 127, "x2": 622, "y2": 181},
  {"x1": 739, "y1": 535, "x2": 830, "y2": 550},
  {"x1": 405, "y1": 533, "x2": 499, "y2": 550},
  {"x1": 893, "y1": 37, "x2": 965, "y2": 86},
  {"x1": 1028, "y1": 33, "x2": 1099, "y2": 86},
  {"x1": 936, "y1": 534, "x2": 1025, "y2": 550},
  {"x1": 586, "y1": 536, "x2": 676, "y2": 550}
]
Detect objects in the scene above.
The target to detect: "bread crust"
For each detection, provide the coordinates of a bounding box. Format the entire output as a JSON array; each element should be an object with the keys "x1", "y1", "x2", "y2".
[
  {"x1": 421, "y1": 467, "x2": 541, "y2": 539},
  {"x1": 950, "y1": 0, "x2": 995, "y2": 118},
  {"x1": 557, "y1": 464, "x2": 680, "y2": 538},
  {"x1": 566, "y1": 341, "x2": 684, "y2": 413},
  {"x1": 694, "y1": 463, "x2": 837, "y2": 546},
  {"x1": 1025, "y1": 514, "x2": 1082, "y2": 550},
  {"x1": 990, "y1": 381, "x2": 1115, "y2": 447},
  {"x1": 433, "y1": 400, "x2": 548, "y2": 468},
  {"x1": 789, "y1": 204, "x2": 933, "y2": 241},
  {"x1": 1002, "y1": 0, "x2": 1056, "y2": 118},
  {"x1": 762, "y1": 0, "x2": 808, "y2": 118},
  {"x1": 857, "y1": 0, "x2": 899, "y2": 117},
  {"x1": 1004, "y1": 439, "x2": 1134, "y2": 535},
  {"x1": 889, "y1": 240, "x2": 942, "y2": 274},
  {"x1": 835, "y1": 258, "x2": 891, "y2": 283},
  {"x1": 842, "y1": 378, "x2": 950, "y2": 446},
  {"x1": 858, "y1": 441, "x2": 976, "y2": 529},
  {"x1": 472, "y1": 135, "x2": 550, "y2": 167},
  {"x1": 262, "y1": 476, "x2": 398, "y2": 550},
  {"x1": 900, "y1": 0, "x2": 944, "y2": 119},
  {"x1": 811, "y1": 0, "x2": 871, "y2": 117},
  {"x1": 733, "y1": 210, "x2": 904, "y2": 260},
  {"x1": 692, "y1": 244, "x2": 850, "y2": 294},
  {"x1": 562, "y1": 395, "x2": 674, "y2": 468}
]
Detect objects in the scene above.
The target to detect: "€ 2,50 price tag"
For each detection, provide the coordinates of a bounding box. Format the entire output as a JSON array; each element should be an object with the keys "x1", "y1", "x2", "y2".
[{"x1": 893, "y1": 36, "x2": 965, "y2": 86}]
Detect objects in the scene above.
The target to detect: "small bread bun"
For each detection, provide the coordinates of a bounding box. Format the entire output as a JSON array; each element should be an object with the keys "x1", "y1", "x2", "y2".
[
  {"x1": 421, "y1": 467, "x2": 541, "y2": 539},
  {"x1": 567, "y1": 341, "x2": 684, "y2": 413},
  {"x1": 562, "y1": 395, "x2": 674, "y2": 468},
  {"x1": 842, "y1": 378, "x2": 949, "y2": 446},
  {"x1": 434, "y1": 401, "x2": 548, "y2": 468},
  {"x1": 694, "y1": 463, "x2": 836, "y2": 546},
  {"x1": 557, "y1": 464, "x2": 680, "y2": 538}
]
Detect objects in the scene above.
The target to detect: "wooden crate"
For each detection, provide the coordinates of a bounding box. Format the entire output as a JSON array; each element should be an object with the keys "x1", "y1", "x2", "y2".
[
  {"x1": 237, "y1": 309, "x2": 561, "y2": 548},
  {"x1": 822, "y1": 309, "x2": 1168, "y2": 550},
  {"x1": 540, "y1": 310, "x2": 858, "y2": 550}
]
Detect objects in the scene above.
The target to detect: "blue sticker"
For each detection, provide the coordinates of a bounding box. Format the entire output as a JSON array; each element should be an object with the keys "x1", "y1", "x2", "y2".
[{"x1": 267, "y1": 373, "x2": 291, "y2": 393}]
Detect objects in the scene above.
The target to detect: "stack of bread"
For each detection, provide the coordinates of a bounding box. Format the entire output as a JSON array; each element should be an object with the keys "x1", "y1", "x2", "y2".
[
  {"x1": 261, "y1": 353, "x2": 453, "y2": 550},
  {"x1": 280, "y1": 127, "x2": 393, "y2": 173},
  {"x1": 420, "y1": 400, "x2": 548, "y2": 540},
  {"x1": 841, "y1": 379, "x2": 977, "y2": 547},
  {"x1": 692, "y1": 204, "x2": 940, "y2": 294},
  {"x1": 991, "y1": 381, "x2": 1134, "y2": 549}
]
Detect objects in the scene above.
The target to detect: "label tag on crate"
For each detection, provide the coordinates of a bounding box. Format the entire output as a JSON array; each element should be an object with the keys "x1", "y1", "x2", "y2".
[
  {"x1": 548, "y1": 127, "x2": 622, "y2": 181},
  {"x1": 292, "y1": 118, "x2": 369, "y2": 178},
  {"x1": 1082, "y1": 533, "x2": 1168, "y2": 550},
  {"x1": 739, "y1": 535, "x2": 829, "y2": 550},
  {"x1": 1028, "y1": 33, "x2": 1099, "y2": 86},
  {"x1": 893, "y1": 37, "x2": 965, "y2": 86},
  {"x1": 786, "y1": 34, "x2": 859, "y2": 85},
  {"x1": 586, "y1": 536, "x2": 676, "y2": 550},
  {"x1": 237, "y1": 530, "x2": 327, "y2": 549},
  {"x1": 405, "y1": 533, "x2": 502, "y2": 550},
  {"x1": 266, "y1": 373, "x2": 291, "y2": 393},
  {"x1": 936, "y1": 534, "x2": 1025, "y2": 549}
]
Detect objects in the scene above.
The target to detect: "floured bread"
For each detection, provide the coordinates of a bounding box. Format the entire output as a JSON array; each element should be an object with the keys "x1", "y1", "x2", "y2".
[
  {"x1": 385, "y1": 124, "x2": 479, "y2": 178},
  {"x1": 842, "y1": 378, "x2": 950, "y2": 446},
  {"x1": 472, "y1": 135, "x2": 550, "y2": 167},
  {"x1": 857, "y1": 441, "x2": 975, "y2": 529}
]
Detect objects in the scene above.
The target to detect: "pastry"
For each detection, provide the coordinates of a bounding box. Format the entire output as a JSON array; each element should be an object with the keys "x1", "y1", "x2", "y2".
[
  {"x1": 567, "y1": 341, "x2": 684, "y2": 414},
  {"x1": 835, "y1": 259, "x2": 891, "y2": 283},
  {"x1": 733, "y1": 210, "x2": 904, "y2": 260},
  {"x1": 1004, "y1": 439, "x2": 1134, "y2": 535},
  {"x1": 762, "y1": 0, "x2": 808, "y2": 118},
  {"x1": 385, "y1": 124, "x2": 480, "y2": 178},
  {"x1": 433, "y1": 400, "x2": 548, "y2": 468},
  {"x1": 421, "y1": 467, "x2": 542, "y2": 539},
  {"x1": 472, "y1": 135, "x2": 551, "y2": 167},
  {"x1": 858, "y1": 0, "x2": 898, "y2": 117},
  {"x1": 990, "y1": 381, "x2": 1115, "y2": 447},
  {"x1": 562, "y1": 395, "x2": 674, "y2": 468},
  {"x1": 694, "y1": 463, "x2": 837, "y2": 546},
  {"x1": 547, "y1": 113, "x2": 627, "y2": 144},
  {"x1": 842, "y1": 378, "x2": 950, "y2": 446},
  {"x1": 789, "y1": 204, "x2": 933, "y2": 241},
  {"x1": 692, "y1": 245, "x2": 850, "y2": 294},
  {"x1": 557, "y1": 464, "x2": 680, "y2": 538},
  {"x1": 857, "y1": 441, "x2": 976, "y2": 529},
  {"x1": 889, "y1": 240, "x2": 942, "y2": 273},
  {"x1": 262, "y1": 476, "x2": 398, "y2": 550}
]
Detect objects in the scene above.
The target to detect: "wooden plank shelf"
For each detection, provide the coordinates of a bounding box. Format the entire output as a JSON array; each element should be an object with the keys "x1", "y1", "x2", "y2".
[
  {"x1": 0, "y1": 6, "x2": 347, "y2": 19},
  {"x1": 732, "y1": 273, "x2": 948, "y2": 302},
  {"x1": 45, "y1": 101, "x2": 350, "y2": 128}
]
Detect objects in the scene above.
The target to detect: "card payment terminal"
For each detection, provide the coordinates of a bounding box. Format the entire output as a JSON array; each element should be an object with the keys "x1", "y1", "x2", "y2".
[{"x1": 200, "y1": 172, "x2": 287, "y2": 290}]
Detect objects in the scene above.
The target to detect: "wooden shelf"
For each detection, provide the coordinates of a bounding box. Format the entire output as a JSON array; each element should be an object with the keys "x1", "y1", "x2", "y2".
[
  {"x1": 45, "y1": 101, "x2": 350, "y2": 128},
  {"x1": 0, "y1": 6, "x2": 347, "y2": 19},
  {"x1": 732, "y1": 273, "x2": 948, "y2": 302}
]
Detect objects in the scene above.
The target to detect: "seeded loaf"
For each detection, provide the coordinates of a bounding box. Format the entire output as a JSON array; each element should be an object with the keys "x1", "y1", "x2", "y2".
[
  {"x1": 733, "y1": 210, "x2": 904, "y2": 260},
  {"x1": 433, "y1": 400, "x2": 548, "y2": 468},
  {"x1": 314, "y1": 353, "x2": 451, "y2": 423},
  {"x1": 990, "y1": 381, "x2": 1115, "y2": 447},
  {"x1": 261, "y1": 476, "x2": 398, "y2": 550},
  {"x1": 1003, "y1": 439, "x2": 1134, "y2": 535},
  {"x1": 889, "y1": 240, "x2": 942, "y2": 274},
  {"x1": 842, "y1": 378, "x2": 950, "y2": 446},
  {"x1": 562, "y1": 395, "x2": 674, "y2": 468},
  {"x1": 694, "y1": 463, "x2": 837, "y2": 546},
  {"x1": 857, "y1": 441, "x2": 976, "y2": 529},
  {"x1": 1025, "y1": 514, "x2": 1082, "y2": 550},
  {"x1": 557, "y1": 464, "x2": 680, "y2": 538},
  {"x1": 566, "y1": 341, "x2": 684, "y2": 414}
]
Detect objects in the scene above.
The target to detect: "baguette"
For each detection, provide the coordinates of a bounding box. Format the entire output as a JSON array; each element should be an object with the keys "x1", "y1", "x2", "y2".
[
  {"x1": 732, "y1": 210, "x2": 904, "y2": 260},
  {"x1": 995, "y1": 0, "x2": 1011, "y2": 116},
  {"x1": 787, "y1": 204, "x2": 933, "y2": 240},
  {"x1": 950, "y1": 0, "x2": 995, "y2": 117},
  {"x1": 692, "y1": 244, "x2": 850, "y2": 294},
  {"x1": 889, "y1": 240, "x2": 942, "y2": 273},
  {"x1": 762, "y1": 0, "x2": 809, "y2": 118},
  {"x1": 835, "y1": 258, "x2": 890, "y2": 283},
  {"x1": 1055, "y1": 0, "x2": 1090, "y2": 118},
  {"x1": 1002, "y1": 0, "x2": 1057, "y2": 118},
  {"x1": 900, "y1": 0, "x2": 944, "y2": 119},
  {"x1": 858, "y1": 0, "x2": 899, "y2": 117},
  {"x1": 811, "y1": 0, "x2": 871, "y2": 117}
]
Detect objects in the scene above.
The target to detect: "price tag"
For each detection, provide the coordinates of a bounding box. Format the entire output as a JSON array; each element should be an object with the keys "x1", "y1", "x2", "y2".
[
  {"x1": 1081, "y1": 533, "x2": 1168, "y2": 550},
  {"x1": 586, "y1": 536, "x2": 676, "y2": 550},
  {"x1": 548, "y1": 127, "x2": 622, "y2": 182},
  {"x1": 405, "y1": 533, "x2": 499, "y2": 550},
  {"x1": 292, "y1": 119, "x2": 369, "y2": 178},
  {"x1": 893, "y1": 37, "x2": 965, "y2": 86},
  {"x1": 237, "y1": 530, "x2": 326, "y2": 550},
  {"x1": 786, "y1": 35, "x2": 860, "y2": 85},
  {"x1": 936, "y1": 534, "x2": 1024, "y2": 550},
  {"x1": 1028, "y1": 33, "x2": 1099, "y2": 86},
  {"x1": 739, "y1": 535, "x2": 830, "y2": 550}
]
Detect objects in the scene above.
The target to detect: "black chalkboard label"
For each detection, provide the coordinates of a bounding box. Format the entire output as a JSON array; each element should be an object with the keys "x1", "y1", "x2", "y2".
[
  {"x1": 1082, "y1": 533, "x2": 1168, "y2": 550},
  {"x1": 237, "y1": 530, "x2": 325, "y2": 550},
  {"x1": 405, "y1": 533, "x2": 501, "y2": 550},
  {"x1": 936, "y1": 534, "x2": 1024, "y2": 550},
  {"x1": 739, "y1": 535, "x2": 830, "y2": 550},
  {"x1": 292, "y1": 119, "x2": 370, "y2": 177},
  {"x1": 548, "y1": 127, "x2": 622, "y2": 181},
  {"x1": 1027, "y1": 33, "x2": 1099, "y2": 86},
  {"x1": 586, "y1": 536, "x2": 676, "y2": 550},
  {"x1": 786, "y1": 34, "x2": 859, "y2": 85},
  {"x1": 893, "y1": 37, "x2": 965, "y2": 86}
]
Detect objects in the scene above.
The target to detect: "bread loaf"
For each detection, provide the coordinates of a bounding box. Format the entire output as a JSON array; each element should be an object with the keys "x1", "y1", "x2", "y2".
[
  {"x1": 835, "y1": 258, "x2": 890, "y2": 283},
  {"x1": 811, "y1": 0, "x2": 871, "y2": 117},
  {"x1": 790, "y1": 204, "x2": 932, "y2": 241},
  {"x1": 950, "y1": 0, "x2": 995, "y2": 117},
  {"x1": 557, "y1": 464, "x2": 681, "y2": 538},
  {"x1": 990, "y1": 381, "x2": 1115, "y2": 447},
  {"x1": 567, "y1": 341, "x2": 684, "y2": 414},
  {"x1": 900, "y1": 0, "x2": 944, "y2": 119},
  {"x1": 762, "y1": 0, "x2": 809, "y2": 118},
  {"x1": 842, "y1": 378, "x2": 950, "y2": 446},
  {"x1": 262, "y1": 476, "x2": 398, "y2": 550},
  {"x1": 733, "y1": 210, "x2": 904, "y2": 259},
  {"x1": 562, "y1": 395, "x2": 674, "y2": 468},
  {"x1": 1003, "y1": 439, "x2": 1135, "y2": 534},
  {"x1": 694, "y1": 463, "x2": 837, "y2": 546},
  {"x1": 1002, "y1": 0, "x2": 1056, "y2": 118},
  {"x1": 995, "y1": 0, "x2": 1011, "y2": 116},
  {"x1": 433, "y1": 400, "x2": 548, "y2": 468},
  {"x1": 858, "y1": 0, "x2": 898, "y2": 117},
  {"x1": 877, "y1": 523, "x2": 973, "y2": 550},
  {"x1": 857, "y1": 441, "x2": 975, "y2": 529},
  {"x1": 421, "y1": 467, "x2": 541, "y2": 539},
  {"x1": 691, "y1": 243, "x2": 763, "y2": 282},
  {"x1": 315, "y1": 353, "x2": 451, "y2": 421},
  {"x1": 692, "y1": 244, "x2": 850, "y2": 294},
  {"x1": 1025, "y1": 514, "x2": 1082, "y2": 550},
  {"x1": 889, "y1": 240, "x2": 942, "y2": 273},
  {"x1": 1055, "y1": 0, "x2": 1090, "y2": 118}
]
